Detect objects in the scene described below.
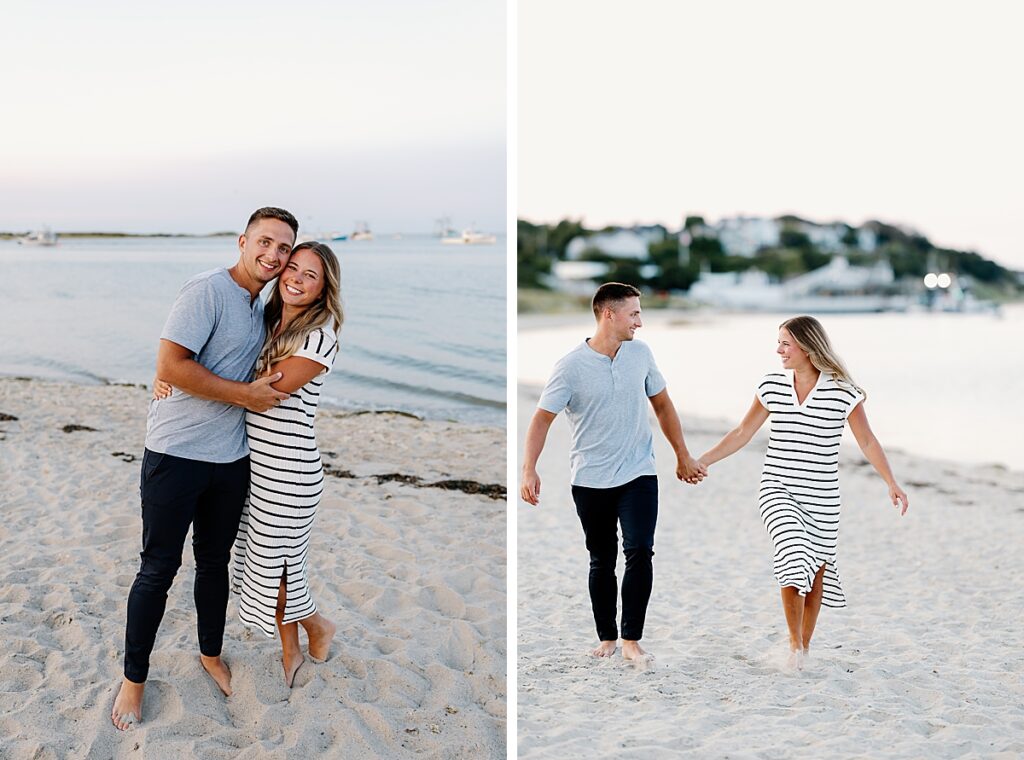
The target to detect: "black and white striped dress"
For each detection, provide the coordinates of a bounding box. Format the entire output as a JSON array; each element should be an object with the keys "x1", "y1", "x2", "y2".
[
  {"x1": 233, "y1": 326, "x2": 340, "y2": 636},
  {"x1": 756, "y1": 370, "x2": 864, "y2": 608}
]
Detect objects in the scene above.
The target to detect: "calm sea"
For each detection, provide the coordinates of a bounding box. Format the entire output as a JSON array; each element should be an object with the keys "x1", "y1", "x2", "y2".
[
  {"x1": 519, "y1": 305, "x2": 1024, "y2": 471},
  {"x1": 1, "y1": 236, "x2": 506, "y2": 426}
]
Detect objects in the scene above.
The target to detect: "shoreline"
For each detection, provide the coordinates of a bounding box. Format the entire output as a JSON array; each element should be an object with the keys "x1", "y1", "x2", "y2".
[
  {"x1": 518, "y1": 300, "x2": 1024, "y2": 331},
  {"x1": 0, "y1": 378, "x2": 506, "y2": 758},
  {"x1": 0, "y1": 372, "x2": 507, "y2": 430}
]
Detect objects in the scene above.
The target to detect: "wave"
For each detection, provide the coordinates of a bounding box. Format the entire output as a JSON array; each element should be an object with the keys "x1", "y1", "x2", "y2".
[{"x1": 330, "y1": 369, "x2": 506, "y2": 411}]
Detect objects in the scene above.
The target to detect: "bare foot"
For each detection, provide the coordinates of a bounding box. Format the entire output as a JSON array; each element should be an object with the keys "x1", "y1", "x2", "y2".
[
  {"x1": 199, "y1": 655, "x2": 233, "y2": 696},
  {"x1": 621, "y1": 640, "x2": 649, "y2": 660},
  {"x1": 282, "y1": 650, "x2": 304, "y2": 688},
  {"x1": 303, "y1": 614, "x2": 337, "y2": 663},
  {"x1": 622, "y1": 639, "x2": 654, "y2": 668},
  {"x1": 785, "y1": 648, "x2": 805, "y2": 671},
  {"x1": 590, "y1": 640, "x2": 617, "y2": 658},
  {"x1": 111, "y1": 678, "x2": 144, "y2": 731}
]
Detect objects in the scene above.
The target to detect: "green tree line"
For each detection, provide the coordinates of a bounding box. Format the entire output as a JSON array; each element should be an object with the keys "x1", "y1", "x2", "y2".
[{"x1": 518, "y1": 218, "x2": 1021, "y2": 295}]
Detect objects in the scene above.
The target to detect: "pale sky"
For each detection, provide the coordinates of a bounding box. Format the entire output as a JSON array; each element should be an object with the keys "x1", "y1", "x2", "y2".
[
  {"x1": 518, "y1": 1, "x2": 1024, "y2": 269},
  {"x1": 1, "y1": 0, "x2": 505, "y2": 234}
]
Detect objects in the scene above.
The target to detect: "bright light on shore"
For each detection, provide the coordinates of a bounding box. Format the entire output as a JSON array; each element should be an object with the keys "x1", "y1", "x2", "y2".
[
  {"x1": 937, "y1": 273, "x2": 953, "y2": 289},
  {"x1": 924, "y1": 273, "x2": 939, "y2": 289}
]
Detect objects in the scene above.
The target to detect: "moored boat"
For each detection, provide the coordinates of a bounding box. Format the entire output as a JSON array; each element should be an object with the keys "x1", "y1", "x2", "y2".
[{"x1": 441, "y1": 228, "x2": 497, "y2": 245}]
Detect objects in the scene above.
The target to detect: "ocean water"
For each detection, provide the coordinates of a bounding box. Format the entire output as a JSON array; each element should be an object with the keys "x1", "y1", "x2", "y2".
[
  {"x1": 1, "y1": 235, "x2": 506, "y2": 426},
  {"x1": 519, "y1": 305, "x2": 1024, "y2": 471}
]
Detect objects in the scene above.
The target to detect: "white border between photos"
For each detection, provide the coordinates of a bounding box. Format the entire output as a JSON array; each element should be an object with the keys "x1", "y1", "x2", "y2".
[{"x1": 505, "y1": 0, "x2": 518, "y2": 756}]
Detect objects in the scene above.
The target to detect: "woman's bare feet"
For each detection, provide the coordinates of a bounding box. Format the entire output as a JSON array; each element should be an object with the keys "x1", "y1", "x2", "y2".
[
  {"x1": 785, "y1": 647, "x2": 805, "y2": 671},
  {"x1": 591, "y1": 640, "x2": 617, "y2": 658},
  {"x1": 111, "y1": 678, "x2": 144, "y2": 731},
  {"x1": 199, "y1": 654, "x2": 233, "y2": 696},
  {"x1": 301, "y1": 614, "x2": 337, "y2": 663}
]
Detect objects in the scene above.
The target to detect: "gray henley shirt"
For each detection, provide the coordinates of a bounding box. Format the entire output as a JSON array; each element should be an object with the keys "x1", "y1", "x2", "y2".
[
  {"x1": 538, "y1": 338, "x2": 666, "y2": 488},
  {"x1": 145, "y1": 268, "x2": 266, "y2": 462}
]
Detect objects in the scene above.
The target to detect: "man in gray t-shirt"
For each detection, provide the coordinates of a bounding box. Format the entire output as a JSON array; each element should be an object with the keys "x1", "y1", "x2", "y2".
[
  {"x1": 112, "y1": 208, "x2": 297, "y2": 731},
  {"x1": 521, "y1": 282, "x2": 706, "y2": 664}
]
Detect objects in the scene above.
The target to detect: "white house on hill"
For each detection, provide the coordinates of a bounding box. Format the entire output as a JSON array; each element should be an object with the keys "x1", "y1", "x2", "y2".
[{"x1": 565, "y1": 230, "x2": 649, "y2": 260}]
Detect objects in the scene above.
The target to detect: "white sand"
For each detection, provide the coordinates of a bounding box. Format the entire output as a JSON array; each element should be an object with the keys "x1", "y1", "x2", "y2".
[
  {"x1": 517, "y1": 385, "x2": 1024, "y2": 759},
  {"x1": 0, "y1": 378, "x2": 506, "y2": 759}
]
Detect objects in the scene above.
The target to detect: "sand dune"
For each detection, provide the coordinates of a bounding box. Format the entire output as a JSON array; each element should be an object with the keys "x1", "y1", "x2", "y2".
[
  {"x1": 0, "y1": 378, "x2": 506, "y2": 759},
  {"x1": 517, "y1": 385, "x2": 1024, "y2": 759}
]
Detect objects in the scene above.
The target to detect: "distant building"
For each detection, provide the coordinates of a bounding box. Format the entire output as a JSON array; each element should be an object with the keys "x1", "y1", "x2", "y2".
[
  {"x1": 682, "y1": 215, "x2": 883, "y2": 256},
  {"x1": 688, "y1": 268, "x2": 775, "y2": 306},
  {"x1": 565, "y1": 230, "x2": 649, "y2": 260},
  {"x1": 715, "y1": 217, "x2": 781, "y2": 257},
  {"x1": 629, "y1": 224, "x2": 668, "y2": 244},
  {"x1": 687, "y1": 257, "x2": 901, "y2": 312},
  {"x1": 857, "y1": 227, "x2": 878, "y2": 252},
  {"x1": 545, "y1": 261, "x2": 612, "y2": 294},
  {"x1": 797, "y1": 221, "x2": 848, "y2": 253},
  {"x1": 544, "y1": 260, "x2": 658, "y2": 294},
  {"x1": 785, "y1": 256, "x2": 894, "y2": 294}
]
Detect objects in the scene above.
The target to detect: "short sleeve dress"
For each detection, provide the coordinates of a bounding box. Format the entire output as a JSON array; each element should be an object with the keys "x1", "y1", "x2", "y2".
[
  {"x1": 233, "y1": 325, "x2": 340, "y2": 636},
  {"x1": 755, "y1": 370, "x2": 864, "y2": 607}
]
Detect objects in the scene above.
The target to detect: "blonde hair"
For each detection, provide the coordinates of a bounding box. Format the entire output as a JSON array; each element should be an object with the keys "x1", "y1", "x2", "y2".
[
  {"x1": 257, "y1": 242, "x2": 344, "y2": 374},
  {"x1": 780, "y1": 315, "x2": 866, "y2": 400}
]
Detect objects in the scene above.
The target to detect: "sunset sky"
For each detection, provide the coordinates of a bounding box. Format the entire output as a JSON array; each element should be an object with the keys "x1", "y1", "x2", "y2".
[{"x1": 1, "y1": 0, "x2": 505, "y2": 234}]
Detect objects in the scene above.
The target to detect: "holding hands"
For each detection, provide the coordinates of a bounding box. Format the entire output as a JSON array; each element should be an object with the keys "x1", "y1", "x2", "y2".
[{"x1": 677, "y1": 455, "x2": 708, "y2": 485}]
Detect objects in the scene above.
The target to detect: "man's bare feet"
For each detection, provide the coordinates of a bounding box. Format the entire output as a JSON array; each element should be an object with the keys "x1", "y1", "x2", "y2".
[
  {"x1": 302, "y1": 614, "x2": 337, "y2": 663},
  {"x1": 621, "y1": 639, "x2": 654, "y2": 667},
  {"x1": 282, "y1": 650, "x2": 304, "y2": 688},
  {"x1": 111, "y1": 678, "x2": 144, "y2": 731},
  {"x1": 590, "y1": 640, "x2": 617, "y2": 658},
  {"x1": 199, "y1": 654, "x2": 233, "y2": 696}
]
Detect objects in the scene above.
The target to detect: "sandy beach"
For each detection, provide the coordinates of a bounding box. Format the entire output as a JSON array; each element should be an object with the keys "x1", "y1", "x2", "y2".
[
  {"x1": 0, "y1": 378, "x2": 506, "y2": 759},
  {"x1": 517, "y1": 384, "x2": 1024, "y2": 759}
]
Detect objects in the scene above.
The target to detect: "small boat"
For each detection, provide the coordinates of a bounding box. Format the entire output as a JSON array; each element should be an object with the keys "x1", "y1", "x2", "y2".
[
  {"x1": 18, "y1": 228, "x2": 58, "y2": 246},
  {"x1": 329, "y1": 232, "x2": 348, "y2": 241},
  {"x1": 351, "y1": 221, "x2": 374, "y2": 241},
  {"x1": 441, "y1": 228, "x2": 498, "y2": 245}
]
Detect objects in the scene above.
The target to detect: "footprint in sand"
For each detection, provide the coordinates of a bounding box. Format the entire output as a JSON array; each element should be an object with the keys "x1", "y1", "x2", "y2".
[
  {"x1": 440, "y1": 620, "x2": 477, "y2": 671},
  {"x1": 374, "y1": 637, "x2": 406, "y2": 655},
  {"x1": 419, "y1": 584, "x2": 466, "y2": 619},
  {"x1": 366, "y1": 542, "x2": 417, "y2": 565},
  {"x1": 0, "y1": 659, "x2": 45, "y2": 693}
]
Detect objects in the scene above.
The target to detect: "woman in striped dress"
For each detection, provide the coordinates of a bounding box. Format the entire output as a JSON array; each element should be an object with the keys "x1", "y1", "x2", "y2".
[
  {"x1": 696, "y1": 316, "x2": 908, "y2": 669},
  {"x1": 232, "y1": 241, "x2": 343, "y2": 686}
]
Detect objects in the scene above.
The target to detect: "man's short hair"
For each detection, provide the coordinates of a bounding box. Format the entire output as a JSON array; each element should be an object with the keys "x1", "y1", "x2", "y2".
[
  {"x1": 245, "y1": 207, "x2": 299, "y2": 238},
  {"x1": 592, "y1": 282, "x2": 641, "y2": 319}
]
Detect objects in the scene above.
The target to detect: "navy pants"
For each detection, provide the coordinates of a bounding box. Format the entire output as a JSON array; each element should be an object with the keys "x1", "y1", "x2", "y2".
[
  {"x1": 571, "y1": 475, "x2": 658, "y2": 642},
  {"x1": 123, "y1": 449, "x2": 249, "y2": 683}
]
